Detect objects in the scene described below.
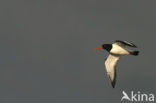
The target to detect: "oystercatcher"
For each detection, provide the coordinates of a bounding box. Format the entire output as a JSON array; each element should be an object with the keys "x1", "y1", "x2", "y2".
[{"x1": 95, "y1": 40, "x2": 139, "y2": 88}]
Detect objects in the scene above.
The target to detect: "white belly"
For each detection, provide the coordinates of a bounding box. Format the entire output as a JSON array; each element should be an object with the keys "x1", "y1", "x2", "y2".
[{"x1": 110, "y1": 44, "x2": 130, "y2": 55}]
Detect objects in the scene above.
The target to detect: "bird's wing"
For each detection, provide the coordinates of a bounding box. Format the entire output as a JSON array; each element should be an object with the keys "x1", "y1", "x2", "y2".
[
  {"x1": 115, "y1": 40, "x2": 137, "y2": 48},
  {"x1": 105, "y1": 54, "x2": 120, "y2": 88}
]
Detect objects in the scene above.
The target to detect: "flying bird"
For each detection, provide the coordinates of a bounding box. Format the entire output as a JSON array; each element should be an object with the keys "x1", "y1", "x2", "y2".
[{"x1": 95, "y1": 40, "x2": 139, "y2": 88}]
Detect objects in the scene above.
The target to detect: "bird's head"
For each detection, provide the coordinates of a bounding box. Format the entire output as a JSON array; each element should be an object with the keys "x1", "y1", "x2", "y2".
[{"x1": 95, "y1": 44, "x2": 112, "y2": 52}]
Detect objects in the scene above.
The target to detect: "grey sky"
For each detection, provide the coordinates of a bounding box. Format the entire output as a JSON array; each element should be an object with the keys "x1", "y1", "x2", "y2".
[{"x1": 0, "y1": 0, "x2": 156, "y2": 103}]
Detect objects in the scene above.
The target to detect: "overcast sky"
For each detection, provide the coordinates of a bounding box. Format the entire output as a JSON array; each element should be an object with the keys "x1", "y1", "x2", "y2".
[{"x1": 0, "y1": 0, "x2": 156, "y2": 103}]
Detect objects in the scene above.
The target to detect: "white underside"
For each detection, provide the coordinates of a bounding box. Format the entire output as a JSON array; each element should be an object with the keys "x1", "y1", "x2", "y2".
[
  {"x1": 105, "y1": 54, "x2": 120, "y2": 87},
  {"x1": 110, "y1": 44, "x2": 130, "y2": 55}
]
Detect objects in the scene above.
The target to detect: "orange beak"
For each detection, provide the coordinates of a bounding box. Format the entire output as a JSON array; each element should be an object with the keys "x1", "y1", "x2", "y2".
[{"x1": 95, "y1": 46, "x2": 103, "y2": 50}]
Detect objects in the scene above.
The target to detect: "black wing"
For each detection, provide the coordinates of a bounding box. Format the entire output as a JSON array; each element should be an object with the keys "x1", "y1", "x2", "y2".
[{"x1": 115, "y1": 40, "x2": 137, "y2": 48}]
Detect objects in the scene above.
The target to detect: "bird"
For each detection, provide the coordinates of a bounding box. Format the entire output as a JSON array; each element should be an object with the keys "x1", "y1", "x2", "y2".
[{"x1": 95, "y1": 40, "x2": 139, "y2": 88}]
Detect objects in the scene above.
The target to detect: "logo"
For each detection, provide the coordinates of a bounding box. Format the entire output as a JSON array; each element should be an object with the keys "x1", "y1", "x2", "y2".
[{"x1": 121, "y1": 91, "x2": 155, "y2": 102}]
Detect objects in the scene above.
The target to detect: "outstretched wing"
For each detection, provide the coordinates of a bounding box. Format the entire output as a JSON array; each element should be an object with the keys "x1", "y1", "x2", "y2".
[
  {"x1": 105, "y1": 54, "x2": 120, "y2": 88},
  {"x1": 115, "y1": 40, "x2": 137, "y2": 48}
]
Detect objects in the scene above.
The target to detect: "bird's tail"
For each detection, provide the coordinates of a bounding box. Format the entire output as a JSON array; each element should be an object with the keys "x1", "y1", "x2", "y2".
[{"x1": 129, "y1": 51, "x2": 139, "y2": 56}]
